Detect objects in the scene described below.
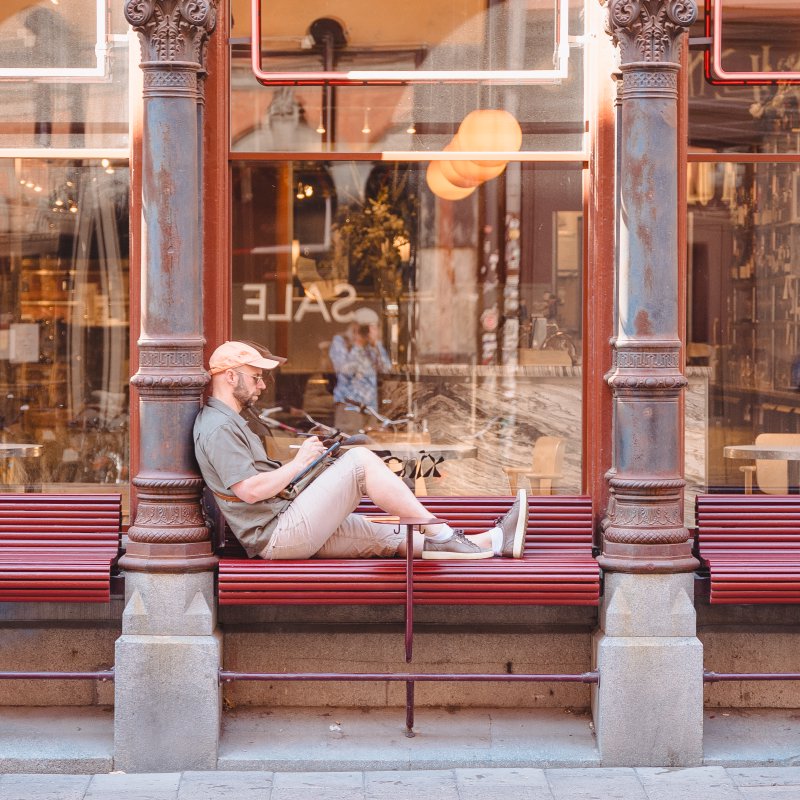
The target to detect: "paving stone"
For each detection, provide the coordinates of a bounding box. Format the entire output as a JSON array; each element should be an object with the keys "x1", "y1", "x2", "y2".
[
  {"x1": 364, "y1": 769, "x2": 459, "y2": 800},
  {"x1": 728, "y1": 768, "x2": 800, "y2": 787},
  {"x1": 0, "y1": 773, "x2": 92, "y2": 800},
  {"x1": 635, "y1": 767, "x2": 743, "y2": 800},
  {"x1": 545, "y1": 767, "x2": 648, "y2": 800},
  {"x1": 84, "y1": 772, "x2": 182, "y2": 800},
  {"x1": 454, "y1": 768, "x2": 554, "y2": 800},
  {"x1": 738, "y1": 788, "x2": 800, "y2": 800},
  {"x1": 270, "y1": 788, "x2": 365, "y2": 800},
  {"x1": 177, "y1": 771, "x2": 273, "y2": 800},
  {"x1": 271, "y1": 770, "x2": 365, "y2": 800}
]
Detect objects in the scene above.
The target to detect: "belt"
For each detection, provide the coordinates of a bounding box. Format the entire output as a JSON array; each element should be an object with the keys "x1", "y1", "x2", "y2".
[{"x1": 212, "y1": 490, "x2": 243, "y2": 503}]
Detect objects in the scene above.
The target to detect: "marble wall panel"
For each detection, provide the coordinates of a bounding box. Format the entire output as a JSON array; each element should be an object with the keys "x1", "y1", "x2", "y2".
[
  {"x1": 382, "y1": 365, "x2": 582, "y2": 497},
  {"x1": 381, "y1": 365, "x2": 709, "y2": 528}
]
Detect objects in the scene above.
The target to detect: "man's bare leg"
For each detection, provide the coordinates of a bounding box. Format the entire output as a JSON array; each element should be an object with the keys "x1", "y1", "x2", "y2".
[{"x1": 354, "y1": 449, "x2": 494, "y2": 556}]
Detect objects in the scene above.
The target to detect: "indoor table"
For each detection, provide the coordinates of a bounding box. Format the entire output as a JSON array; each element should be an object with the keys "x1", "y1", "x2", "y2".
[{"x1": 723, "y1": 444, "x2": 800, "y2": 494}]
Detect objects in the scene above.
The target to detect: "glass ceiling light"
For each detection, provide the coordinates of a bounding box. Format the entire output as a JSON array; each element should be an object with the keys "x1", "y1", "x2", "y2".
[{"x1": 361, "y1": 108, "x2": 371, "y2": 135}]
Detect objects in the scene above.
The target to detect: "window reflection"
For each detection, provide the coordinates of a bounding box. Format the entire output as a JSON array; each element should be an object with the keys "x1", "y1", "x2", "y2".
[
  {"x1": 689, "y1": 8, "x2": 800, "y2": 153},
  {"x1": 0, "y1": 160, "x2": 129, "y2": 505},
  {"x1": 231, "y1": 159, "x2": 583, "y2": 496},
  {"x1": 0, "y1": 1, "x2": 129, "y2": 149},
  {"x1": 231, "y1": 0, "x2": 585, "y2": 153}
]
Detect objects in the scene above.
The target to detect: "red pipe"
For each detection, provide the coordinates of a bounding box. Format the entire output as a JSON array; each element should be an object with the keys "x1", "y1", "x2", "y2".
[
  {"x1": 704, "y1": 671, "x2": 800, "y2": 682},
  {"x1": 0, "y1": 671, "x2": 114, "y2": 681},
  {"x1": 219, "y1": 671, "x2": 599, "y2": 683}
]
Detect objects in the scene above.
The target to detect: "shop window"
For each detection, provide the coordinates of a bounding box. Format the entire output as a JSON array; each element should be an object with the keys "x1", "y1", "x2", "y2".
[
  {"x1": 687, "y1": 4, "x2": 800, "y2": 515},
  {"x1": 0, "y1": 159, "x2": 129, "y2": 507},
  {"x1": 231, "y1": 159, "x2": 583, "y2": 496},
  {"x1": 230, "y1": 0, "x2": 587, "y2": 496}
]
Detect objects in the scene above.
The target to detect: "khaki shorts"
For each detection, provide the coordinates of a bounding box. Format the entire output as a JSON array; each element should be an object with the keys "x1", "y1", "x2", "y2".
[{"x1": 260, "y1": 448, "x2": 403, "y2": 559}]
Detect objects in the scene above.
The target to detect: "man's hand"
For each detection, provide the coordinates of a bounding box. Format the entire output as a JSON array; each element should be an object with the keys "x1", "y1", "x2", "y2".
[{"x1": 291, "y1": 436, "x2": 326, "y2": 470}]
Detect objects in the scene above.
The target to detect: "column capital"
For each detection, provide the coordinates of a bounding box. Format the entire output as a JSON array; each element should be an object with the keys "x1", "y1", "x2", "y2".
[
  {"x1": 602, "y1": 0, "x2": 697, "y2": 66},
  {"x1": 124, "y1": 0, "x2": 218, "y2": 68}
]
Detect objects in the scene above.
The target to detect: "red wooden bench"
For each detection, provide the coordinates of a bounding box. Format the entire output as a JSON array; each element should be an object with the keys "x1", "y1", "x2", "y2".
[
  {"x1": 695, "y1": 494, "x2": 800, "y2": 604},
  {"x1": 217, "y1": 495, "x2": 599, "y2": 606},
  {"x1": 0, "y1": 493, "x2": 122, "y2": 603}
]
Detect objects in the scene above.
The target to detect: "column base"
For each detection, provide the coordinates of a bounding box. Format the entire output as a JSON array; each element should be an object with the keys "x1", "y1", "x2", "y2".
[
  {"x1": 592, "y1": 572, "x2": 703, "y2": 766},
  {"x1": 598, "y1": 540, "x2": 698, "y2": 574},
  {"x1": 114, "y1": 631, "x2": 222, "y2": 772},
  {"x1": 113, "y1": 569, "x2": 221, "y2": 771},
  {"x1": 593, "y1": 632, "x2": 703, "y2": 766},
  {"x1": 120, "y1": 541, "x2": 218, "y2": 573}
]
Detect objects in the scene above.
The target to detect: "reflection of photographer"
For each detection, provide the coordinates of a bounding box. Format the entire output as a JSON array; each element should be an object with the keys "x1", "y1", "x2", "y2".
[{"x1": 328, "y1": 308, "x2": 391, "y2": 433}]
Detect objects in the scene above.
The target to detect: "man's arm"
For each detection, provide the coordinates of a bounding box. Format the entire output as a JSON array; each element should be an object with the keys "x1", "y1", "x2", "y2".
[{"x1": 231, "y1": 436, "x2": 325, "y2": 503}]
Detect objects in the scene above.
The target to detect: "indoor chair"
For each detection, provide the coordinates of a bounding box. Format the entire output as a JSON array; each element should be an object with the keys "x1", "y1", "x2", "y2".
[{"x1": 503, "y1": 435, "x2": 565, "y2": 495}]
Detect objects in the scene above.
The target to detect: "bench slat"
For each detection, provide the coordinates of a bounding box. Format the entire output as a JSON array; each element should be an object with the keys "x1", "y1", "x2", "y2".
[
  {"x1": 0, "y1": 493, "x2": 122, "y2": 603},
  {"x1": 696, "y1": 493, "x2": 800, "y2": 604},
  {"x1": 218, "y1": 495, "x2": 598, "y2": 607}
]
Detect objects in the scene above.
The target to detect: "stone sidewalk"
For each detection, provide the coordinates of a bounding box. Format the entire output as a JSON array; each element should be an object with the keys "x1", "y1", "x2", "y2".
[{"x1": 2, "y1": 767, "x2": 800, "y2": 800}]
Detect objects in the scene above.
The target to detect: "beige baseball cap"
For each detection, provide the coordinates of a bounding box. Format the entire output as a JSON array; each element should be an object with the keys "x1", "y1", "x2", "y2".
[{"x1": 208, "y1": 341, "x2": 286, "y2": 375}]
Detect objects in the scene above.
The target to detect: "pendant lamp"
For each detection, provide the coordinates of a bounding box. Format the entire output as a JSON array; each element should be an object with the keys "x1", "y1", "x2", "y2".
[
  {"x1": 426, "y1": 160, "x2": 476, "y2": 201},
  {"x1": 439, "y1": 141, "x2": 483, "y2": 188},
  {"x1": 457, "y1": 109, "x2": 522, "y2": 167},
  {"x1": 449, "y1": 133, "x2": 508, "y2": 183}
]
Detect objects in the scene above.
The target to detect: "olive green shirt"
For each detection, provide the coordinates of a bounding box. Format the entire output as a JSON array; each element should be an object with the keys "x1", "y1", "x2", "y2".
[{"x1": 193, "y1": 397, "x2": 290, "y2": 557}]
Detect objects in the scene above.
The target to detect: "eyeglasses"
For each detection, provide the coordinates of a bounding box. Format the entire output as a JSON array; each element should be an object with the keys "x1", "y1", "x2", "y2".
[{"x1": 233, "y1": 370, "x2": 266, "y2": 386}]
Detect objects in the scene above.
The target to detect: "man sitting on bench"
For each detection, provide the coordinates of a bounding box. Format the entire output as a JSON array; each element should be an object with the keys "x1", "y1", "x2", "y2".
[{"x1": 194, "y1": 341, "x2": 528, "y2": 561}]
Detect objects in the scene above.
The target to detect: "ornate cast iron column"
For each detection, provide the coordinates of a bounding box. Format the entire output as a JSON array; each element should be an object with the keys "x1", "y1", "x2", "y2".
[
  {"x1": 123, "y1": 0, "x2": 218, "y2": 573},
  {"x1": 600, "y1": 0, "x2": 698, "y2": 573}
]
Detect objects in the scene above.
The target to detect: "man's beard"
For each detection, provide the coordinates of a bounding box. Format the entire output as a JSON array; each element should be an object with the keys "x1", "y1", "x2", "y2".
[{"x1": 233, "y1": 377, "x2": 257, "y2": 408}]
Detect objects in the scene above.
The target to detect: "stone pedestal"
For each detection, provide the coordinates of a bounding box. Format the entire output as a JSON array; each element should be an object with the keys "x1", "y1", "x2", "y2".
[
  {"x1": 113, "y1": 572, "x2": 221, "y2": 772},
  {"x1": 592, "y1": 573, "x2": 703, "y2": 766}
]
